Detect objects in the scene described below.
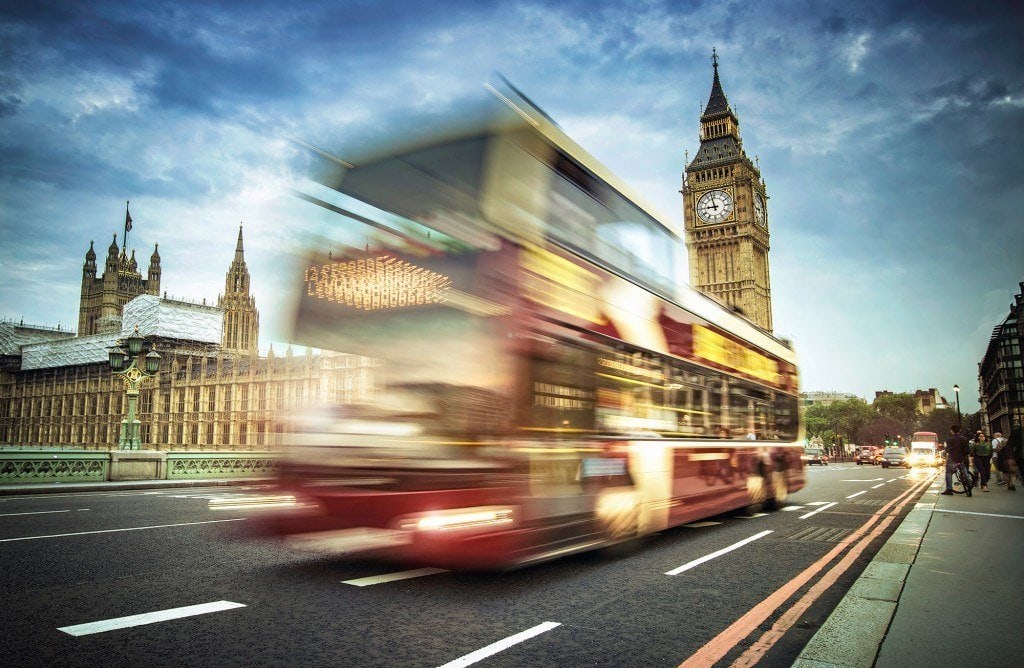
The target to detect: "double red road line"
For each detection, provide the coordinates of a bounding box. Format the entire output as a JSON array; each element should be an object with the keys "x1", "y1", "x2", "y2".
[{"x1": 679, "y1": 475, "x2": 933, "y2": 668}]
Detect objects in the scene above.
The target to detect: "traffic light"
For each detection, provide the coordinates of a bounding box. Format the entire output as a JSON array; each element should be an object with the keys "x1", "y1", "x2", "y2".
[{"x1": 884, "y1": 433, "x2": 890, "y2": 446}]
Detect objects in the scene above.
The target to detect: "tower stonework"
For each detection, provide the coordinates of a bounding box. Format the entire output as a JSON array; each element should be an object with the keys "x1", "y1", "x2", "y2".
[
  {"x1": 78, "y1": 231, "x2": 161, "y2": 336},
  {"x1": 682, "y1": 51, "x2": 773, "y2": 332},
  {"x1": 219, "y1": 224, "x2": 260, "y2": 356}
]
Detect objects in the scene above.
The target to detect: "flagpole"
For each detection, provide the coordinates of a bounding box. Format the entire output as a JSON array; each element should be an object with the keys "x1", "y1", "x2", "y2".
[{"x1": 123, "y1": 200, "x2": 131, "y2": 251}]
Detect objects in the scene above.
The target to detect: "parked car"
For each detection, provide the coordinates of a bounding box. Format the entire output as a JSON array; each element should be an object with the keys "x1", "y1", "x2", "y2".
[
  {"x1": 802, "y1": 448, "x2": 829, "y2": 466},
  {"x1": 856, "y1": 446, "x2": 878, "y2": 465},
  {"x1": 880, "y1": 446, "x2": 911, "y2": 468}
]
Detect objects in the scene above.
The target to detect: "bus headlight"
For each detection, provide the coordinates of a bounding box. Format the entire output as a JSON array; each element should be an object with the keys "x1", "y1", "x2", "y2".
[{"x1": 399, "y1": 506, "x2": 516, "y2": 532}]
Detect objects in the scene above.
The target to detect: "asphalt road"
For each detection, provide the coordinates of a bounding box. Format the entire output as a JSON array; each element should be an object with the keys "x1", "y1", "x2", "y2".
[{"x1": 0, "y1": 463, "x2": 934, "y2": 667}]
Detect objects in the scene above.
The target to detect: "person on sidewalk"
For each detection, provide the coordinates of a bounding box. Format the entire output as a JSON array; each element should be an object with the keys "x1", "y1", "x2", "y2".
[
  {"x1": 940, "y1": 424, "x2": 970, "y2": 495},
  {"x1": 1001, "y1": 420, "x2": 1023, "y2": 491},
  {"x1": 991, "y1": 431, "x2": 1005, "y2": 485},
  {"x1": 971, "y1": 431, "x2": 992, "y2": 491}
]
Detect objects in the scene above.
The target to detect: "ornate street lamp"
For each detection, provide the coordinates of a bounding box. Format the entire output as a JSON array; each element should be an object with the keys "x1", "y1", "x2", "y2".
[
  {"x1": 108, "y1": 326, "x2": 161, "y2": 450},
  {"x1": 953, "y1": 384, "x2": 962, "y2": 428}
]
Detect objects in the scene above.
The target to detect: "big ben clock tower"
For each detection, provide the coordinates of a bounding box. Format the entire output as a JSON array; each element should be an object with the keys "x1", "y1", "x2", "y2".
[{"x1": 683, "y1": 49, "x2": 773, "y2": 332}]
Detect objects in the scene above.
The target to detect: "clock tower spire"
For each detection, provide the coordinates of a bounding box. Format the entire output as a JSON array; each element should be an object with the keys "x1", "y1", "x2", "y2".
[{"x1": 682, "y1": 50, "x2": 773, "y2": 332}]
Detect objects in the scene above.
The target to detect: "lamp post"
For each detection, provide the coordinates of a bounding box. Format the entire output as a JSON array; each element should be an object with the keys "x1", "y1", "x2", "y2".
[
  {"x1": 953, "y1": 384, "x2": 962, "y2": 429},
  {"x1": 108, "y1": 327, "x2": 161, "y2": 450}
]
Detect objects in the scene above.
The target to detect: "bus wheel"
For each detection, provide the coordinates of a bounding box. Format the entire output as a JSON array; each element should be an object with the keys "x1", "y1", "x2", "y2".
[
  {"x1": 596, "y1": 488, "x2": 642, "y2": 555},
  {"x1": 764, "y1": 470, "x2": 788, "y2": 511},
  {"x1": 746, "y1": 473, "x2": 769, "y2": 512}
]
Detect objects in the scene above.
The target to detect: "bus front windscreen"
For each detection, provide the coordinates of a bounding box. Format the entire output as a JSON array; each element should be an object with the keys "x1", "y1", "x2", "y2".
[{"x1": 291, "y1": 245, "x2": 519, "y2": 438}]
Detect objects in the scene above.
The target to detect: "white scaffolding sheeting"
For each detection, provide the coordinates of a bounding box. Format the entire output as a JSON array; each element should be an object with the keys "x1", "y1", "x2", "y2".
[
  {"x1": 20, "y1": 295, "x2": 223, "y2": 370},
  {"x1": 20, "y1": 333, "x2": 122, "y2": 370},
  {"x1": 0, "y1": 322, "x2": 76, "y2": 355},
  {"x1": 122, "y1": 295, "x2": 222, "y2": 343}
]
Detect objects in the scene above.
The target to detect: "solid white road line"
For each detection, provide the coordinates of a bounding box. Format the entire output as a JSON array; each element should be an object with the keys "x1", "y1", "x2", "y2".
[
  {"x1": 683, "y1": 521, "x2": 723, "y2": 528},
  {"x1": 665, "y1": 530, "x2": 774, "y2": 576},
  {"x1": 0, "y1": 518, "x2": 245, "y2": 542},
  {"x1": 0, "y1": 509, "x2": 89, "y2": 517},
  {"x1": 931, "y1": 509, "x2": 1024, "y2": 520},
  {"x1": 58, "y1": 601, "x2": 246, "y2": 636},
  {"x1": 798, "y1": 502, "x2": 837, "y2": 520},
  {"x1": 437, "y1": 621, "x2": 561, "y2": 668},
  {"x1": 342, "y1": 567, "x2": 448, "y2": 587},
  {"x1": 846, "y1": 490, "x2": 868, "y2": 499}
]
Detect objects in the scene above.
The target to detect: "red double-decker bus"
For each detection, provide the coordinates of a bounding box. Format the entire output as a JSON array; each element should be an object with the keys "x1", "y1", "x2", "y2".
[{"x1": 237, "y1": 84, "x2": 804, "y2": 569}]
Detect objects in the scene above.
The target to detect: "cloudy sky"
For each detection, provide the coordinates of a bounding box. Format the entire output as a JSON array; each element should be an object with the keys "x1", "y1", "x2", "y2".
[{"x1": 2, "y1": 0, "x2": 1022, "y2": 410}]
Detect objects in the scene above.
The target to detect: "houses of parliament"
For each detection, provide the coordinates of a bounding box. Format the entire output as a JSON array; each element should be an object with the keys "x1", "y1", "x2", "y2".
[{"x1": 0, "y1": 222, "x2": 377, "y2": 450}]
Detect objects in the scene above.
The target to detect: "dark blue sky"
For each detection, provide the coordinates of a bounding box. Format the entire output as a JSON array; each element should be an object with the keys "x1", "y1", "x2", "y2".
[{"x1": 2, "y1": 0, "x2": 1023, "y2": 408}]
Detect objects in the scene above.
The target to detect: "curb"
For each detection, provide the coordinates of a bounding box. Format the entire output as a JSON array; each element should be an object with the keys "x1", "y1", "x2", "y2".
[
  {"x1": 792, "y1": 476, "x2": 938, "y2": 668},
  {"x1": 0, "y1": 477, "x2": 276, "y2": 496}
]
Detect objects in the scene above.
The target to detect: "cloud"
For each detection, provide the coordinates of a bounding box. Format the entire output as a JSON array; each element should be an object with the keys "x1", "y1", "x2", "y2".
[{"x1": 842, "y1": 32, "x2": 871, "y2": 73}]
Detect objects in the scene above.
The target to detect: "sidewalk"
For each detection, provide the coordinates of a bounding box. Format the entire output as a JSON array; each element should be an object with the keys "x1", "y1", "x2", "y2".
[
  {"x1": 0, "y1": 477, "x2": 275, "y2": 495},
  {"x1": 795, "y1": 473, "x2": 1024, "y2": 667}
]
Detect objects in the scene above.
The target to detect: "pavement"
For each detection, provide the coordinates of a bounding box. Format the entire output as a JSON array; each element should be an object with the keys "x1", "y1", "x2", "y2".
[{"x1": 794, "y1": 470, "x2": 1024, "y2": 667}]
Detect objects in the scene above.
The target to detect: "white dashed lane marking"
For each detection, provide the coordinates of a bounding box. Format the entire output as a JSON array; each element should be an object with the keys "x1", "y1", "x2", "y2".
[
  {"x1": 437, "y1": 621, "x2": 562, "y2": 668},
  {"x1": 0, "y1": 509, "x2": 90, "y2": 517},
  {"x1": 798, "y1": 502, "x2": 837, "y2": 520},
  {"x1": 665, "y1": 530, "x2": 774, "y2": 576},
  {"x1": 58, "y1": 601, "x2": 246, "y2": 636},
  {"x1": 342, "y1": 567, "x2": 448, "y2": 587},
  {"x1": 0, "y1": 518, "x2": 245, "y2": 542}
]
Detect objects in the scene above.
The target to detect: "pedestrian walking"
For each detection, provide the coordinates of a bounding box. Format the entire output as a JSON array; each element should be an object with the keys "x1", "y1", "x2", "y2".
[
  {"x1": 991, "y1": 432, "x2": 1005, "y2": 485},
  {"x1": 996, "y1": 422, "x2": 1021, "y2": 492},
  {"x1": 940, "y1": 424, "x2": 970, "y2": 495},
  {"x1": 971, "y1": 431, "x2": 992, "y2": 492},
  {"x1": 1008, "y1": 420, "x2": 1023, "y2": 489}
]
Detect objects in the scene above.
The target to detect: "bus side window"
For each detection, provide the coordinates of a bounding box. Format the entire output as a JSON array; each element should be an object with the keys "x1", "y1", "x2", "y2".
[{"x1": 524, "y1": 339, "x2": 596, "y2": 438}]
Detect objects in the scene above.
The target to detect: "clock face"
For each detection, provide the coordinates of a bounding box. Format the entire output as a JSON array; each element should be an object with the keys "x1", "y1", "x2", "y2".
[
  {"x1": 753, "y1": 193, "x2": 766, "y2": 225},
  {"x1": 696, "y1": 189, "x2": 734, "y2": 223}
]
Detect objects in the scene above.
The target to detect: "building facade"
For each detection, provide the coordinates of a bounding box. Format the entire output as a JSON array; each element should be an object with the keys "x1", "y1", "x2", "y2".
[
  {"x1": 979, "y1": 282, "x2": 1024, "y2": 436},
  {"x1": 78, "y1": 235, "x2": 161, "y2": 336},
  {"x1": 682, "y1": 50, "x2": 773, "y2": 332},
  {"x1": 800, "y1": 391, "x2": 860, "y2": 408},
  {"x1": 873, "y1": 388, "x2": 950, "y2": 415},
  {"x1": 0, "y1": 220, "x2": 377, "y2": 450},
  {"x1": 219, "y1": 225, "x2": 260, "y2": 356}
]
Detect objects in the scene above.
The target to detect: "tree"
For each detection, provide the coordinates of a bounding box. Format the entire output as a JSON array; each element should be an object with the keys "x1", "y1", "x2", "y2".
[
  {"x1": 803, "y1": 403, "x2": 831, "y2": 438},
  {"x1": 860, "y1": 417, "x2": 906, "y2": 447},
  {"x1": 832, "y1": 398, "x2": 876, "y2": 444},
  {"x1": 917, "y1": 408, "x2": 959, "y2": 436},
  {"x1": 873, "y1": 393, "x2": 920, "y2": 427}
]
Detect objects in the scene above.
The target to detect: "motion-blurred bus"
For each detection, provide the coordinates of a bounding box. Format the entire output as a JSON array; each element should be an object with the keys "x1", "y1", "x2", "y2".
[{"x1": 234, "y1": 84, "x2": 804, "y2": 569}]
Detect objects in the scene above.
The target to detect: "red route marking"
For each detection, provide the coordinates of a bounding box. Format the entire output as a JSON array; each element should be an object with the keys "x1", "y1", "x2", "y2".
[{"x1": 677, "y1": 476, "x2": 933, "y2": 668}]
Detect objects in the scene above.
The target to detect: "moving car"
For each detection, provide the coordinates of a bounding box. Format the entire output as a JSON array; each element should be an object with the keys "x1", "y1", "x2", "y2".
[
  {"x1": 856, "y1": 446, "x2": 878, "y2": 465},
  {"x1": 802, "y1": 448, "x2": 829, "y2": 465},
  {"x1": 880, "y1": 446, "x2": 911, "y2": 468}
]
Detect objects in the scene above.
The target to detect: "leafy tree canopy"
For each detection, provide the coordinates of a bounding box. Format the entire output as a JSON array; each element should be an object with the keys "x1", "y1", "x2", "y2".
[
  {"x1": 917, "y1": 407, "x2": 960, "y2": 436},
  {"x1": 873, "y1": 393, "x2": 920, "y2": 425}
]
